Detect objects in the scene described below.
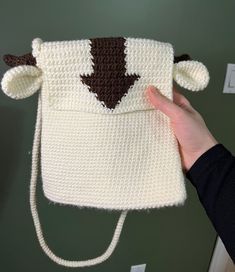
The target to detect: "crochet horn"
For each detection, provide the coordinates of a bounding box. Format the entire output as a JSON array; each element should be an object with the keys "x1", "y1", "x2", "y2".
[
  {"x1": 3, "y1": 53, "x2": 36, "y2": 67},
  {"x1": 174, "y1": 54, "x2": 191, "y2": 63}
]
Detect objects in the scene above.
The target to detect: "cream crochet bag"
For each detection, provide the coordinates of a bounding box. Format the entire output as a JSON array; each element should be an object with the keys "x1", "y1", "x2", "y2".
[{"x1": 1, "y1": 36, "x2": 209, "y2": 268}]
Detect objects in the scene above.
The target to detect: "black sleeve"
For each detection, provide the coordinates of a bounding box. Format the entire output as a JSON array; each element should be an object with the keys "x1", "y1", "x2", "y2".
[{"x1": 185, "y1": 143, "x2": 235, "y2": 263}]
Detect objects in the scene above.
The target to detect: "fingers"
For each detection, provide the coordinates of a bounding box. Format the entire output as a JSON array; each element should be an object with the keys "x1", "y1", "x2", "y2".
[
  {"x1": 145, "y1": 85, "x2": 185, "y2": 119},
  {"x1": 173, "y1": 86, "x2": 197, "y2": 114},
  {"x1": 173, "y1": 86, "x2": 191, "y2": 107}
]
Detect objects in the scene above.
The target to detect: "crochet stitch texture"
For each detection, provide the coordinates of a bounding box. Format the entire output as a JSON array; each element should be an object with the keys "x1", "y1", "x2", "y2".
[
  {"x1": 1, "y1": 36, "x2": 210, "y2": 268},
  {"x1": 35, "y1": 37, "x2": 186, "y2": 210}
]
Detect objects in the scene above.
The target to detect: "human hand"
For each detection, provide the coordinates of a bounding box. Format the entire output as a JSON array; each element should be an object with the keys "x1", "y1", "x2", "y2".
[{"x1": 145, "y1": 85, "x2": 218, "y2": 173}]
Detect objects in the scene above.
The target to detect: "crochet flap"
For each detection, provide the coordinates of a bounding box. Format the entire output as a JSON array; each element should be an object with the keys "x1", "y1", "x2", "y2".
[{"x1": 32, "y1": 37, "x2": 175, "y2": 114}]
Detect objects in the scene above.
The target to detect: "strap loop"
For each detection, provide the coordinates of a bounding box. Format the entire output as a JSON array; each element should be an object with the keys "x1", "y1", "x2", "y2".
[{"x1": 29, "y1": 94, "x2": 127, "y2": 267}]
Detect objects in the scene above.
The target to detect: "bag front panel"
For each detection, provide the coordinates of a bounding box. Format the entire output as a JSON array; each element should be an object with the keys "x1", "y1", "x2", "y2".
[{"x1": 35, "y1": 37, "x2": 186, "y2": 210}]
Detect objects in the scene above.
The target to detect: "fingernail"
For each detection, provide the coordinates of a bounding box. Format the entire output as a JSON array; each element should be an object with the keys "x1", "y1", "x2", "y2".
[
  {"x1": 148, "y1": 85, "x2": 156, "y2": 92},
  {"x1": 146, "y1": 85, "x2": 160, "y2": 95}
]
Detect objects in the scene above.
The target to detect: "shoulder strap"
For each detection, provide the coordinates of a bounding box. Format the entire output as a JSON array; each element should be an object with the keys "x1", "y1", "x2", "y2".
[{"x1": 29, "y1": 93, "x2": 128, "y2": 267}]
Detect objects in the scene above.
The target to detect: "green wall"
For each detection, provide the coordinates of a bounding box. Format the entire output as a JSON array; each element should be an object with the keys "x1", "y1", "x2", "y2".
[{"x1": 0, "y1": 0, "x2": 234, "y2": 271}]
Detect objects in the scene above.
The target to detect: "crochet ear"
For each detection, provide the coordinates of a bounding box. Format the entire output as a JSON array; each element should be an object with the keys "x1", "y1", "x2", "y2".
[
  {"x1": 1, "y1": 65, "x2": 42, "y2": 99},
  {"x1": 173, "y1": 60, "x2": 209, "y2": 91}
]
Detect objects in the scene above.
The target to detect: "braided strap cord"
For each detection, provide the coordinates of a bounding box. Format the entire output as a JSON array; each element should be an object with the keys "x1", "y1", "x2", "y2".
[{"x1": 29, "y1": 94, "x2": 128, "y2": 268}]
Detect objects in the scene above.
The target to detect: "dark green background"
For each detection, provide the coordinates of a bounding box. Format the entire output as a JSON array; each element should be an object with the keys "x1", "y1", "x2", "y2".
[{"x1": 0, "y1": 0, "x2": 234, "y2": 271}]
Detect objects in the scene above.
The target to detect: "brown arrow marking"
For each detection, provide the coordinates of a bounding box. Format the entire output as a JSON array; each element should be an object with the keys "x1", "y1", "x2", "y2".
[{"x1": 80, "y1": 37, "x2": 140, "y2": 110}]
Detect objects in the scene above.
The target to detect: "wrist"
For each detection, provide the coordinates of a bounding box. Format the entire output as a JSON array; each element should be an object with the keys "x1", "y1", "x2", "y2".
[{"x1": 182, "y1": 138, "x2": 218, "y2": 172}]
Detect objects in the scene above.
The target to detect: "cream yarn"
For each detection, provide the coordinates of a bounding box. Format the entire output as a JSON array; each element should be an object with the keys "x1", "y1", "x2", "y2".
[
  {"x1": 173, "y1": 60, "x2": 210, "y2": 91},
  {"x1": 1, "y1": 65, "x2": 42, "y2": 99},
  {"x1": 1, "y1": 36, "x2": 210, "y2": 268},
  {"x1": 29, "y1": 98, "x2": 127, "y2": 267}
]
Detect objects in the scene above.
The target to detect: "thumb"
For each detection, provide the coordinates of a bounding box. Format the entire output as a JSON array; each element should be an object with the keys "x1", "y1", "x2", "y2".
[{"x1": 145, "y1": 85, "x2": 184, "y2": 120}]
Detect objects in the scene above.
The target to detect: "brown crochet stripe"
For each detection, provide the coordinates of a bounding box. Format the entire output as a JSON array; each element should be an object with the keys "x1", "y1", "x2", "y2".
[{"x1": 80, "y1": 37, "x2": 141, "y2": 110}]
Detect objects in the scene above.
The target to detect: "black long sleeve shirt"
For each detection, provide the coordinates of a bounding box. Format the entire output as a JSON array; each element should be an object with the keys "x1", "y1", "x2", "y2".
[{"x1": 185, "y1": 143, "x2": 235, "y2": 263}]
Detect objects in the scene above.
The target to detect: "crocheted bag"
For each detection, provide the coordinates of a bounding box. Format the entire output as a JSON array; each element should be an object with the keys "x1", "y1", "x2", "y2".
[{"x1": 1, "y1": 37, "x2": 209, "y2": 268}]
